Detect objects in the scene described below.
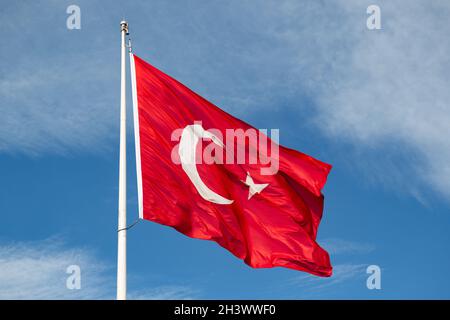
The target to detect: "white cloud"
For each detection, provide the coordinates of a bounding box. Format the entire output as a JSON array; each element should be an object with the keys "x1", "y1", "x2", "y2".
[
  {"x1": 307, "y1": 1, "x2": 450, "y2": 200},
  {"x1": 287, "y1": 239, "x2": 375, "y2": 295},
  {"x1": 128, "y1": 286, "x2": 199, "y2": 300},
  {"x1": 320, "y1": 238, "x2": 375, "y2": 255},
  {"x1": 0, "y1": 238, "x2": 198, "y2": 300},
  {"x1": 290, "y1": 263, "x2": 367, "y2": 293},
  {"x1": 0, "y1": 238, "x2": 112, "y2": 299},
  {"x1": 0, "y1": 2, "x2": 118, "y2": 156},
  {"x1": 0, "y1": 55, "x2": 117, "y2": 155}
]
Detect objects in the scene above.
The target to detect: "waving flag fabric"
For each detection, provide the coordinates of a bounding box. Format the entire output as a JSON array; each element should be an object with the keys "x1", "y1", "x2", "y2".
[{"x1": 130, "y1": 54, "x2": 333, "y2": 276}]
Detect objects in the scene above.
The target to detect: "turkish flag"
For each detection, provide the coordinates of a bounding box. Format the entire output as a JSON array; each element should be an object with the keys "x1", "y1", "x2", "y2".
[{"x1": 130, "y1": 54, "x2": 332, "y2": 277}]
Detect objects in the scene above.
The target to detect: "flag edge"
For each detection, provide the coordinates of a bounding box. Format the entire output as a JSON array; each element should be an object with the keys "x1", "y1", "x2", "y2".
[{"x1": 130, "y1": 53, "x2": 144, "y2": 219}]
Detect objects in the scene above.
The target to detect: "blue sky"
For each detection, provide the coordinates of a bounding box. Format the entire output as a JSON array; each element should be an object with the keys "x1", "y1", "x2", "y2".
[{"x1": 1, "y1": 0, "x2": 450, "y2": 299}]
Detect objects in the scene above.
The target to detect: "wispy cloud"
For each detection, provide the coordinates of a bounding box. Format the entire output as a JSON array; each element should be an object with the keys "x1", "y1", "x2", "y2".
[
  {"x1": 0, "y1": 2, "x2": 118, "y2": 156},
  {"x1": 0, "y1": 238, "x2": 112, "y2": 299},
  {"x1": 0, "y1": 238, "x2": 198, "y2": 300},
  {"x1": 290, "y1": 264, "x2": 367, "y2": 292},
  {"x1": 305, "y1": 1, "x2": 450, "y2": 200},
  {"x1": 320, "y1": 238, "x2": 375, "y2": 256},
  {"x1": 128, "y1": 286, "x2": 199, "y2": 300},
  {"x1": 285, "y1": 238, "x2": 374, "y2": 296},
  {"x1": 0, "y1": 58, "x2": 117, "y2": 155}
]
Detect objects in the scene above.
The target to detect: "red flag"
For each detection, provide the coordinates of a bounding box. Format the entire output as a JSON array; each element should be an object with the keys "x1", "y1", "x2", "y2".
[{"x1": 130, "y1": 54, "x2": 332, "y2": 277}]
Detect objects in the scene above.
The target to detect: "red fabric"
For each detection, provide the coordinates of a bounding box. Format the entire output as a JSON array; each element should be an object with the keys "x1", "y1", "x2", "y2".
[{"x1": 132, "y1": 54, "x2": 332, "y2": 277}]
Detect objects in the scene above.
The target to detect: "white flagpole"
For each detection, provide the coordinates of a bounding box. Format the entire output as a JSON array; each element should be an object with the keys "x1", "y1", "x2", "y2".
[{"x1": 117, "y1": 20, "x2": 128, "y2": 300}]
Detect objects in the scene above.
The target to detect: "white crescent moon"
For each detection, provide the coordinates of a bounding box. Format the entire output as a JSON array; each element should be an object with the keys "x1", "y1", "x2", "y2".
[{"x1": 178, "y1": 124, "x2": 234, "y2": 205}]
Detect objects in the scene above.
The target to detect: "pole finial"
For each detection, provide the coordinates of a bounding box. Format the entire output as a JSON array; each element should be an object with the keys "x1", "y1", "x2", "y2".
[{"x1": 120, "y1": 20, "x2": 129, "y2": 34}]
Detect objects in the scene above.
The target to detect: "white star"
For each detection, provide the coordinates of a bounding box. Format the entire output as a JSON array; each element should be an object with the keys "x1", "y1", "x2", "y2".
[{"x1": 242, "y1": 172, "x2": 269, "y2": 200}]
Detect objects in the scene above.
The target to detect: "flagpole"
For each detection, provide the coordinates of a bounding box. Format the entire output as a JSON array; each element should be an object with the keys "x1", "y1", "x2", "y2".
[{"x1": 117, "y1": 20, "x2": 128, "y2": 300}]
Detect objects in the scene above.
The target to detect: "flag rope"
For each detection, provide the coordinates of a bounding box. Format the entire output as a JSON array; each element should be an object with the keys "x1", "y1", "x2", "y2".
[{"x1": 117, "y1": 218, "x2": 141, "y2": 232}]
